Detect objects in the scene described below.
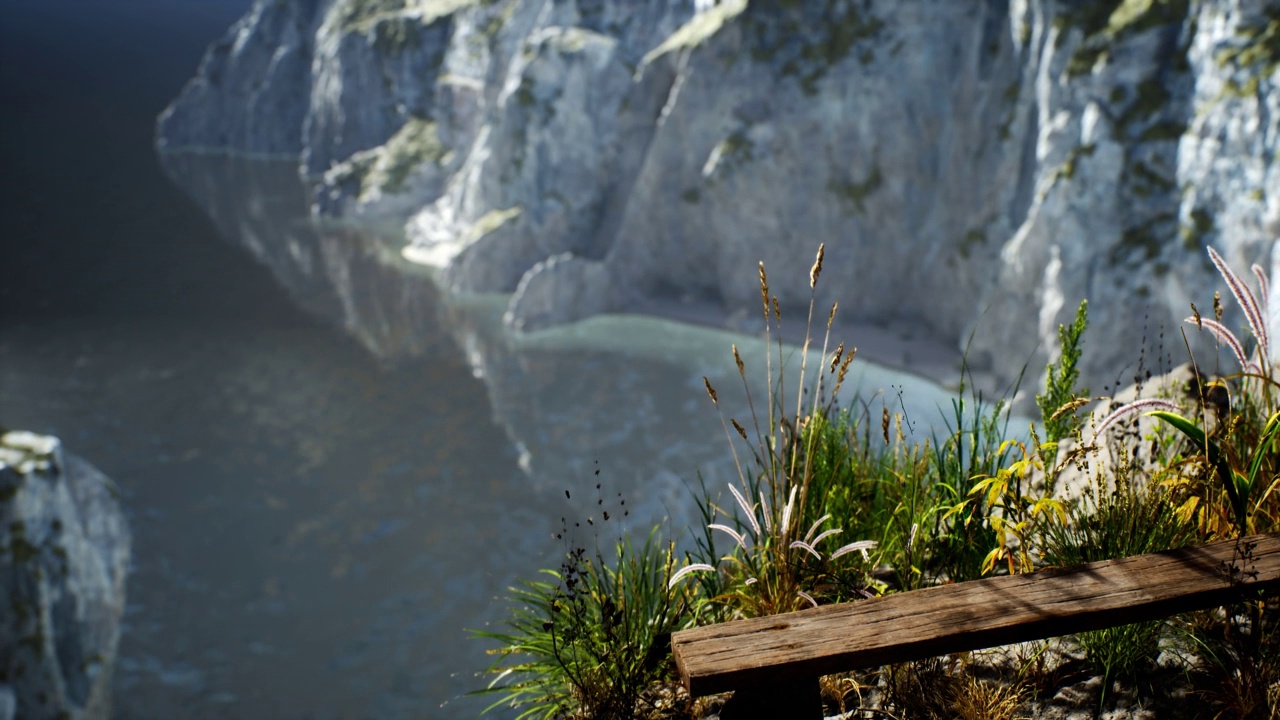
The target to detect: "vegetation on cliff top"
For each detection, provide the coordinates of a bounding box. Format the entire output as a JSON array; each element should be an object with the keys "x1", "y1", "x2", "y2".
[{"x1": 476, "y1": 245, "x2": 1280, "y2": 718}]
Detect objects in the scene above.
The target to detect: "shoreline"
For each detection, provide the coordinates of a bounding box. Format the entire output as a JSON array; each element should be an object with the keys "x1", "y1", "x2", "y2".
[{"x1": 628, "y1": 296, "x2": 990, "y2": 395}]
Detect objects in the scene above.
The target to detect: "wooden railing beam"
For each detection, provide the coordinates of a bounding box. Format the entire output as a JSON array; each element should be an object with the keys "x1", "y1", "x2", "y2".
[{"x1": 674, "y1": 534, "x2": 1280, "y2": 700}]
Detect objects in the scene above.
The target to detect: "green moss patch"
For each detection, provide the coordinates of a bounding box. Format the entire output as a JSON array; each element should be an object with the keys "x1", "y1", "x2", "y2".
[
  {"x1": 1217, "y1": 8, "x2": 1280, "y2": 97},
  {"x1": 1179, "y1": 207, "x2": 1214, "y2": 251},
  {"x1": 828, "y1": 163, "x2": 883, "y2": 215},
  {"x1": 643, "y1": 0, "x2": 748, "y2": 65},
  {"x1": 958, "y1": 228, "x2": 988, "y2": 259},
  {"x1": 339, "y1": 0, "x2": 480, "y2": 32},
  {"x1": 1127, "y1": 159, "x2": 1175, "y2": 197},
  {"x1": 1110, "y1": 210, "x2": 1177, "y2": 264},
  {"x1": 745, "y1": 0, "x2": 885, "y2": 96},
  {"x1": 462, "y1": 206, "x2": 523, "y2": 244},
  {"x1": 1059, "y1": 0, "x2": 1191, "y2": 77},
  {"x1": 1060, "y1": 143, "x2": 1097, "y2": 181},
  {"x1": 358, "y1": 118, "x2": 450, "y2": 197}
]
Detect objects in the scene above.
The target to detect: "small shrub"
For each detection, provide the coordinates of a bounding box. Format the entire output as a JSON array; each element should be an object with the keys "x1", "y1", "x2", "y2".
[
  {"x1": 477, "y1": 527, "x2": 691, "y2": 719},
  {"x1": 1038, "y1": 299, "x2": 1091, "y2": 443},
  {"x1": 677, "y1": 245, "x2": 878, "y2": 617}
]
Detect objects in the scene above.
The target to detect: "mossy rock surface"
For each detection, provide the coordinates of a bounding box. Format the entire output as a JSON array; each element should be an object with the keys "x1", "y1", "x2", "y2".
[
  {"x1": 339, "y1": 0, "x2": 481, "y2": 32},
  {"x1": 359, "y1": 117, "x2": 449, "y2": 197}
]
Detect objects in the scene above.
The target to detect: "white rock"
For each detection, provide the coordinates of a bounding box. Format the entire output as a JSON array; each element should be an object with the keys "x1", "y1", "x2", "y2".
[{"x1": 156, "y1": 0, "x2": 1279, "y2": 395}]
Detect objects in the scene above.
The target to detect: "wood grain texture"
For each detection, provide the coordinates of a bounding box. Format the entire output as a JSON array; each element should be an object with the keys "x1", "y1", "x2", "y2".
[{"x1": 674, "y1": 534, "x2": 1280, "y2": 696}]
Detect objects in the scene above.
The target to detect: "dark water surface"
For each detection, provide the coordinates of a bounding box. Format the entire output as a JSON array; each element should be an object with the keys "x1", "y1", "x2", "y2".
[
  {"x1": 0, "y1": 4, "x2": 732, "y2": 717},
  {"x1": 1, "y1": 4, "x2": 967, "y2": 718},
  {"x1": 1, "y1": 3, "x2": 526, "y2": 716}
]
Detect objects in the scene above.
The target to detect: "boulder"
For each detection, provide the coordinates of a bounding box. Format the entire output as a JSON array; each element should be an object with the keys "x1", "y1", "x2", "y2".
[{"x1": 0, "y1": 431, "x2": 131, "y2": 720}]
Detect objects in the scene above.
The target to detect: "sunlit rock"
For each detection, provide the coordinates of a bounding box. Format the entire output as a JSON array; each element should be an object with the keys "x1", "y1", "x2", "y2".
[{"x1": 156, "y1": 0, "x2": 1280, "y2": 395}]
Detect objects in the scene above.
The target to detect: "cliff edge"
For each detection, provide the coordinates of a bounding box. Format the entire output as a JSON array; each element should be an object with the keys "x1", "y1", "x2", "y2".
[{"x1": 156, "y1": 0, "x2": 1280, "y2": 390}]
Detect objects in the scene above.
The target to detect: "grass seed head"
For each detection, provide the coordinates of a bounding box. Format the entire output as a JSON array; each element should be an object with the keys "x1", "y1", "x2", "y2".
[
  {"x1": 810, "y1": 243, "x2": 825, "y2": 289},
  {"x1": 839, "y1": 350, "x2": 855, "y2": 382},
  {"x1": 1048, "y1": 397, "x2": 1092, "y2": 423},
  {"x1": 703, "y1": 376, "x2": 718, "y2": 405}
]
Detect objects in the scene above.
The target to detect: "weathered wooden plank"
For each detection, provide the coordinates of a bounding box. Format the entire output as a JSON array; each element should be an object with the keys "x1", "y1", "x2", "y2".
[{"x1": 674, "y1": 533, "x2": 1280, "y2": 697}]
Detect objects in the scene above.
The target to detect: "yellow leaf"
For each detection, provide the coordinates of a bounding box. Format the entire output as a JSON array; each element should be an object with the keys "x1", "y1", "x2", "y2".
[
  {"x1": 1175, "y1": 496, "x2": 1200, "y2": 525},
  {"x1": 981, "y1": 547, "x2": 1004, "y2": 576}
]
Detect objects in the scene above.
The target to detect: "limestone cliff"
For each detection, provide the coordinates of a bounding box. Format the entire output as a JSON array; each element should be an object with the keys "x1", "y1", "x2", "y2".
[
  {"x1": 157, "y1": 0, "x2": 1280, "y2": 390},
  {"x1": 0, "y1": 432, "x2": 131, "y2": 720}
]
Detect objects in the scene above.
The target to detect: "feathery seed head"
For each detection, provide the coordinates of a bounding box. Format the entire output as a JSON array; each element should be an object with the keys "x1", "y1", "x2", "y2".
[
  {"x1": 731, "y1": 418, "x2": 748, "y2": 441},
  {"x1": 728, "y1": 483, "x2": 761, "y2": 537},
  {"x1": 781, "y1": 485, "x2": 798, "y2": 537},
  {"x1": 830, "y1": 343, "x2": 844, "y2": 373},
  {"x1": 1185, "y1": 316, "x2": 1250, "y2": 370},
  {"x1": 668, "y1": 563, "x2": 715, "y2": 590},
  {"x1": 1208, "y1": 245, "x2": 1269, "y2": 355},
  {"x1": 831, "y1": 539, "x2": 878, "y2": 561},
  {"x1": 1252, "y1": 263, "x2": 1270, "y2": 309},
  {"x1": 759, "y1": 492, "x2": 772, "y2": 533},
  {"x1": 810, "y1": 243, "x2": 825, "y2": 289},
  {"x1": 804, "y1": 514, "x2": 832, "y2": 543},
  {"x1": 827, "y1": 301, "x2": 837, "y2": 330},
  {"x1": 1092, "y1": 398, "x2": 1180, "y2": 441},
  {"x1": 732, "y1": 344, "x2": 745, "y2": 377},
  {"x1": 790, "y1": 541, "x2": 822, "y2": 560},
  {"x1": 709, "y1": 523, "x2": 749, "y2": 551},
  {"x1": 809, "y1": 528, "x2": 842, "y2": 547}
]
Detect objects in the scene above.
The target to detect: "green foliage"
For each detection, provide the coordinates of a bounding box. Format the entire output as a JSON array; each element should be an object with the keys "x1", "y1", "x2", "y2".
[
  {"x1": 476, "y1": 529, "x2": 689, "y2": 719},
  {"x1": 1037, "y1": 300, "x2": 1090, "y2": 443},
  {"x1": 955, "y1": 435, "x2": 1067, "y2": 576},
  {"x1": 1041, "y1": 472, "x2": 1194, "y2": 689},
  {"x1": 1150, "y1": 409, "x2": 1279, "y2": 533},
  {"x1": 926, "y1": 379, "x2": 1024, "y2": 583},
  {"x1": 684, "y1": 245, "x2": 880, "y2": 618},
  {"x1": 478, "y1": 245, "x2": 1278, "y2": 718}
]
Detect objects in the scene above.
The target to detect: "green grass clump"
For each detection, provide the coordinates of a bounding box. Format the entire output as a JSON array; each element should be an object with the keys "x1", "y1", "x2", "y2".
[{"x1": 476, "y1": 528, "x2": 694, "y2": 719}]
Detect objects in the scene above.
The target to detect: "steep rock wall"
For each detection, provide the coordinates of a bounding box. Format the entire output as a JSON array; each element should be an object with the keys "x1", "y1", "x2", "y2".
[{"x1": 157, "y1": 0, "x2": 1280, "y2": 391}]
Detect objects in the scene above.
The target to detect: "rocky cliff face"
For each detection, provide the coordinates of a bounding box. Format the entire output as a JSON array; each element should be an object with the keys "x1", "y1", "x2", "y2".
[
  {"x1": 0, "y1": 432, "x2": 131, "y2": 720},
  {"x1": 157, "y1": 0, "x2": 1280, "y2": 391}
]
